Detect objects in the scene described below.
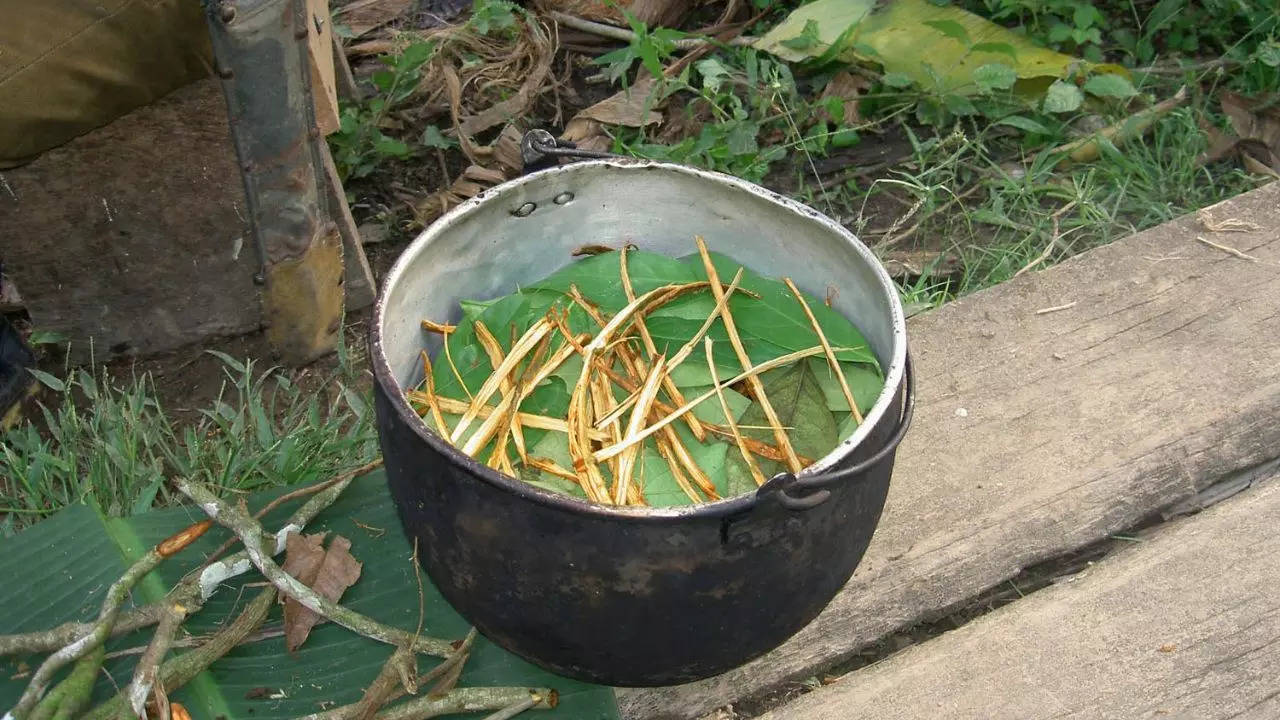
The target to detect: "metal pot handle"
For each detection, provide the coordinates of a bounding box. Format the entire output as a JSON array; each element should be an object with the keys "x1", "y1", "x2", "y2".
[
  {"x1": 757, "y1": 352, "x2": 916, "y2": 511},
  {"x1": 521, "y1": 129, "x2": 627, "y2": 173}
]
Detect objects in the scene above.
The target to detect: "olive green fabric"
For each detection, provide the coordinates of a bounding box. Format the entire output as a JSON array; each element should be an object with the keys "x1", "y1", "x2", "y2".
[{"x1": 0, "y1": 0, "x2": 214, "y2": 167}]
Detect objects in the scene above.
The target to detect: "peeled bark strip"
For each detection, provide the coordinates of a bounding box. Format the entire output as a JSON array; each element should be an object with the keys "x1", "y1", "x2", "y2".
[{"x1": 695, "y1": 236, "x2": 802, "y2": 473}]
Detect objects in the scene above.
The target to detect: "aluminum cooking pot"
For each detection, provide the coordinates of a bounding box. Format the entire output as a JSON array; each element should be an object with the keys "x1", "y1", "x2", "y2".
[{"x1": 371, "y1": 158, "x2": 913, "y2": 686}]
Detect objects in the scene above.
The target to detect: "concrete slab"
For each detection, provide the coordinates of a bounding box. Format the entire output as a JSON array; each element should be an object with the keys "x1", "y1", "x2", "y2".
[
  {"x1": 621, "y1": 182, "x2": 1280, "y2": 719},
  {"x1": 761, "y1": 473, "x2": 1280, "y2": 720}
]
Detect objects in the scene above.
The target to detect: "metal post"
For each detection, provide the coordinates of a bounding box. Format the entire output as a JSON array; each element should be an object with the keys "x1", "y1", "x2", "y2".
[{"x1": 205, "y1": 0, "x2": 344, "y2": 365}]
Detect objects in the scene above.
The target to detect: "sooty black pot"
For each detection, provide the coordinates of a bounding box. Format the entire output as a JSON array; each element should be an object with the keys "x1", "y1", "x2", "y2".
[{"x1": 371, "y1": 160, "x2": 913, "y2": 687}]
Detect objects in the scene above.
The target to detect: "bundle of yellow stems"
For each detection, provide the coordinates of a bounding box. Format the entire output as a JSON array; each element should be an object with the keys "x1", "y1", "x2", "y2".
[{"x1": 407, "y1": 238, "x2": 865, "y2": 507}]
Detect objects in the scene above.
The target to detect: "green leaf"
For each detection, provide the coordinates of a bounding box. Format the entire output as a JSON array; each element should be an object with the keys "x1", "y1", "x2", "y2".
[
  {"x1": 755, "y1": 0, "x2": 1086, "y2": 99},
  {"x1": 944, "y1": 93, "x2": 979, "y2": 115},
  {"x1": 527, "y1": 250, "x2": 699, "y2": 314},
  {"x1": 1043, "y1": 80, "x2": 1084, "y2": 113},
  {"x1": 695, "y1": 58, "x2": 731, "y2": 92},
  {"x1": 723, "y1": 362, "x2": 838, "y2": 498},
  {"x1": 804, "y1": 357, "x2": 882, "y2": 414},
  {"x1": 683, "y1": 252, "x2": 879, "y2": 367},
  {"x1": 205, "y1": 350, "x2": 246, "y2": 374},
  {"x1": 372, "y1": 135, "x2": 411, "y2": 157},
  {"x1": 882, "y1": 71, "x2": 915, "y2": 88},
  {"x1": 0, "y1": 476, "x2": 621, "y2": 718},
  {"x1": 780, "y1": 19, "x2": 822, "y2": 50},
  {"x1": 753, "y1": 0, "x2": 876, "y2": 62},
  {"x1": 971, "y1": 41, "x2": 1017, "y2": 60},
  {"x1": 1082, "y1": 73, "x2": 1138, "y2": 98},
  {"x1": 923, "y1": 19, "x2": 970, "y2": 45},
  {"x1": 419, "y1": 125, "x2": 456, "y2": 149},
  {"x1": 725, "y1": 122, "x2": 759, "y2": 155},
  {"x1": 972, "y1": 63, "x2": 1017, "y2": 92},
  {"x1": 996, "y1": 114, "x2": 1051, "y2": 134},
  {"x1": 27, "y1": 368, "x2": 65, "y2": 392},
  {"x1": 26, "y1": 329, "x2": 68, "y2": 346}
]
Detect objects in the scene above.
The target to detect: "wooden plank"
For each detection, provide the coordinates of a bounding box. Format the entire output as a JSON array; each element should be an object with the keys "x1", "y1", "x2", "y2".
[
  {"x1": 762, "y1": 471, "x2": 1280, "y2": 720},
  {"x1": 306, "y1": 0, "x2": 341, "y2": 136},
  {"x1": 619, "y1": 182, "x2": 1280, "y2": 719},
  {"x1": 320, "y1": 143, "x2": 377, "y2": 310},
  {"x1": 0, "y1": 79, "x2": 259, "y2": 361}
]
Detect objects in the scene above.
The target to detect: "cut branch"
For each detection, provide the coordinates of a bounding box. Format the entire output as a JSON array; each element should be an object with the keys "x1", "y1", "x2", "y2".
[{"x1": 178, "y1": 479, "x2": 456, "y2": 658}]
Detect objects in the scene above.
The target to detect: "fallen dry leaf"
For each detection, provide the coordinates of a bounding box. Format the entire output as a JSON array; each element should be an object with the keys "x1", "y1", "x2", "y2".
[
  {"x1": 336, "y1": 0, "x2": 413, "y2": 37},
  {"x1": 282, "y1": 533, "x2": 364, "y2": 652},
  {"x1": 818, "y1": 71, "x2": 871, "y2": 126},
  {"x1": 538, "y1": 0, "x2": 694, "y2": 28},
  {"x1": 1201, "y1": 92, "x2": 1280, "y2": 178},
  {"x1": 563, "y1": 77, "x2": 665, "y2": 151}
]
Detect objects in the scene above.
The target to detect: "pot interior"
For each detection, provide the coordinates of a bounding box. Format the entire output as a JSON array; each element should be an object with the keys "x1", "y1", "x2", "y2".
[{"x1": 376, "y1": 161, "x2": 906, "y2": 474}]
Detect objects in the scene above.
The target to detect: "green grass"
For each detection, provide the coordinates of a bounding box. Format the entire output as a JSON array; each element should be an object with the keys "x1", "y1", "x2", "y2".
[{"x1": 0, "y1": 349, "x2": 379, "y2": 536}]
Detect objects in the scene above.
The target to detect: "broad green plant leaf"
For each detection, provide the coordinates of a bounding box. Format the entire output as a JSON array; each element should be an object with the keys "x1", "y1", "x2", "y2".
[
  {"x1": 1082, "y1": 73, "x2": 1138, "y2": 99},
  {"x1": 0, "y1": 475, "x2": 621, "y2": 719},
  {"x1": 804, "y1": 357, "x2": 882, "y2": 415},
  {"x1": 723, "y1": 363, "x2": 838, "y2": 498},
  {"x1": 754, "y1": 0, "x2": 1128, "y2": 99},
  {"x1": 972, "y1": 63, "x2": 1017, "y2": 92},
  {"x1": 1043, "y1": 80, "x2": 1085, "y2": 113}
]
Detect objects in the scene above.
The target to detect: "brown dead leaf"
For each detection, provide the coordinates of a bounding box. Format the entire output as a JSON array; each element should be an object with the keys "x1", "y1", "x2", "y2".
[
  {"x1": 538, "y1": 0, "x2": 693, "y2": 27},
  {"x1": 819, "y1": 71, "x2": 871, "y2": 126},
  {"x1": 336, "y1": 0, "x2": 413, "y2": 37},
  {"x1": 412, "y1": 124, "x2": 524, "y2": 226},
  {"x1": 563, "y1": 77, "x2": 664, "y2": 151},
  {"x1": 577, "y1": 77, "x2": 664, "y2": 127},
  {"x1": 282, "y1": 533, "x2": 363, "y2": 652},
  {"x1": 1201, "y1": 92, "x2": 1280, "y2": 177}
]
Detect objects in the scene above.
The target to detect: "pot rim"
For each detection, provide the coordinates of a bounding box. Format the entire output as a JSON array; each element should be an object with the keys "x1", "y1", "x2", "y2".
[{"x1": 371, "y1": 159, "x2": 907, "y2": 521}]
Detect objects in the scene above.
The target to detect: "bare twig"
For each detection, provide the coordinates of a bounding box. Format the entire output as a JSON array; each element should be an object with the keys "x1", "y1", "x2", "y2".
[
  {"x1": 0, "y1": 607, "x2": 164, "y2": 658},
  {"x1": 451, "y1": 319, "x2": 553, "y2": 445},
  {"x1": 178, "y1": 479, "x2": 457, "y2": 658},
  {"x1": 81, "y1": 587, "x2": 277, "y2": 720},
  {"x1": 482, "y1": 696, "x2": 540, "y2": 720},
  {"x1": 1035, "y1": 302, "x2": 1078, "y2": 315},
  {"x1": 202, "y1": 459, "x2": 383, "y2": 568},
  {"x1": 420, "y1": 319, "x2": 457, "y2": 334},
  {"x1": 614, "y1": 356, "x2": 668, "y2": 504},
  {"x1": 306, "y1": 687, "x2": 555, "y2": 720},
  {"x1": 6, "y1": 518, "x2": 210, "y2": 719},
  {"x1": 125, "y1": 597, "x2": 189, "y2": 719},
  {"x1": 548, "y1": 11, "x2": 754, "y2": 50},
  {"x1": 27, "y1": 645, "x2": 102, "y2": 720},
  {"x1": 1195, "y1": 235, "x2": 1262, "y2": 262}
]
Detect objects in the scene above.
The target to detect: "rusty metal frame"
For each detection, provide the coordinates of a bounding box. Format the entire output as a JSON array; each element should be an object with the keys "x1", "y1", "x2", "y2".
[{"x1": 205, "y1": 0, "x2": 345, "y2": 365}]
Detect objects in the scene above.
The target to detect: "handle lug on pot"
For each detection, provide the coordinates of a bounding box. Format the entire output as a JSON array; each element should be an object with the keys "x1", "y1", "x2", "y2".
[
  {"x1": 754, "y1": 352, "x2": 916, "y2": 512},
  {"x1": 520, "y1": 129, "x2": 628, "y2": 174}
]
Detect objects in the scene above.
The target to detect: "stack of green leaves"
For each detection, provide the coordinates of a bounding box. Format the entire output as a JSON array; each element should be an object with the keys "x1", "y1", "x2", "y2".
[{"x1": 409, "y1": 246, "x2": 884, "y2": 507}]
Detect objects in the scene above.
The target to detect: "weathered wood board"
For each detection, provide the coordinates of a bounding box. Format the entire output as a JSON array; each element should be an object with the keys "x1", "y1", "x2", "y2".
[
  {"x1": 0, "y1": 77, "x2": 375, "y2": 363},
  {"x1": 620, "y1": 182, "x2": 1280, "y2": 719},
  {"x1": 762, "y1": 470, "x2": 1280, "y2": 720},
  {"x1": 1, "y1": 79, "x2": 258, "y2": 361}
]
